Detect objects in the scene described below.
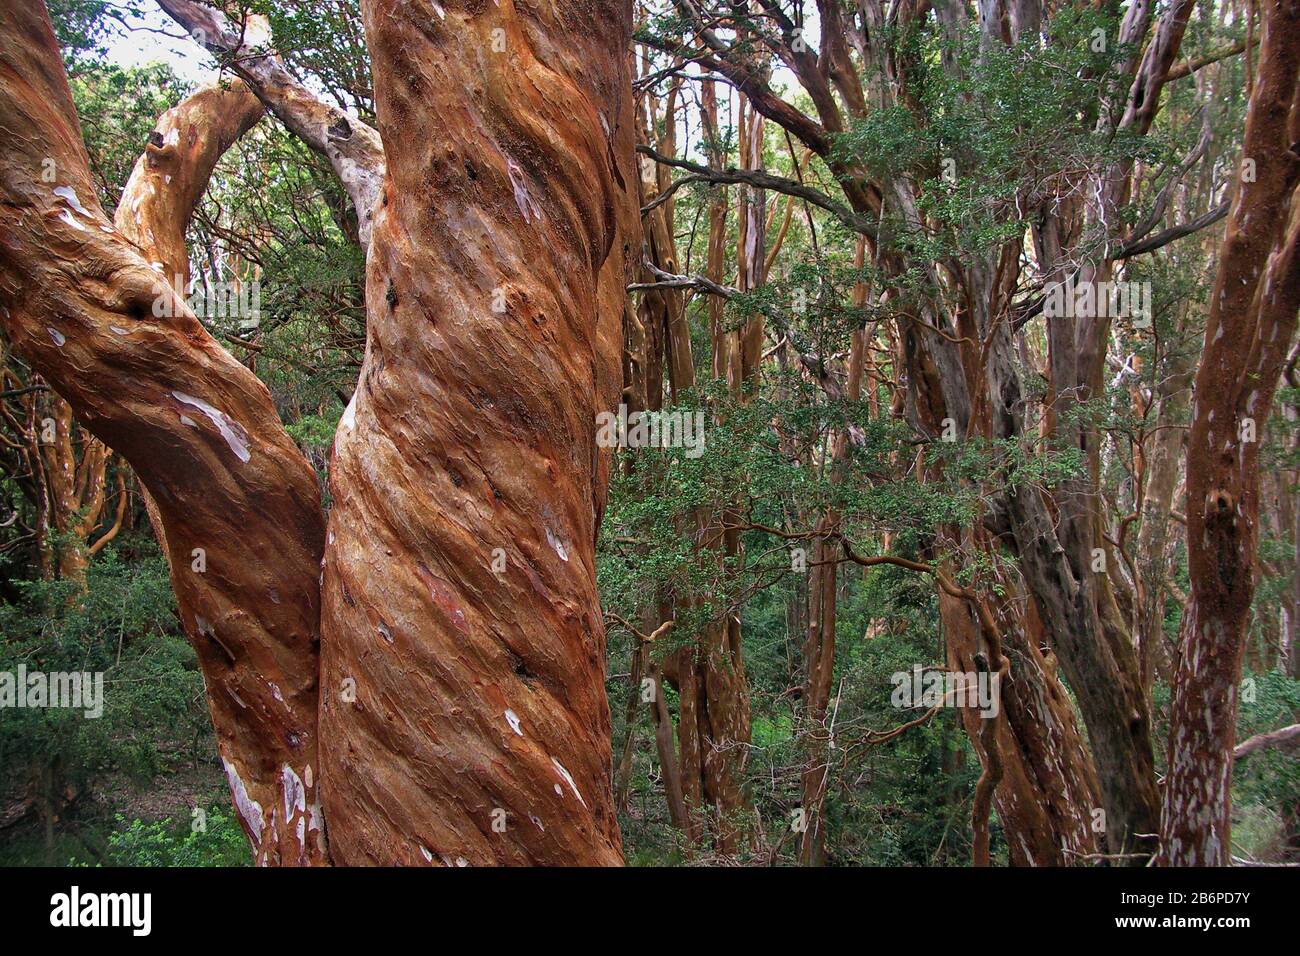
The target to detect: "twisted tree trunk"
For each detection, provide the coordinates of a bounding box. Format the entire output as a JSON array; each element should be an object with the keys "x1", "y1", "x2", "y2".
[
  {"x1": 1, "y1": 0, "x2": 636, "y2": 867},
  {"x1": 318, "y1": 0, "x2": 636, "y2": 866}
]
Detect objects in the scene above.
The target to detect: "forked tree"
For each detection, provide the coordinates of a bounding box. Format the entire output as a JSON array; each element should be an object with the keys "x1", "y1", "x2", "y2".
[
  {"x1": 2, "y1": 0, "x2": 1295, "y2": 868},
  {"x1": 0, "y1": 0, "x2": 637, "y2": 865}
]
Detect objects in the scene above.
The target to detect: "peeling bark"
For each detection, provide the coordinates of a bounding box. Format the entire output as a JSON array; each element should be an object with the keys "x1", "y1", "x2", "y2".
[
  {"x1": 318, "y1": 0, "x2": 635, "y2": 866},
  {"x1": 0, "y1": 4, "x2": 327, "y2": 864}
]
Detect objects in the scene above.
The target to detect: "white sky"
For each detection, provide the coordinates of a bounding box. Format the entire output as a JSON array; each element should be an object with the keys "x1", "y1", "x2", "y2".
[{"x1": 102, "y1": 6, "x2": 218, "y2": 85}]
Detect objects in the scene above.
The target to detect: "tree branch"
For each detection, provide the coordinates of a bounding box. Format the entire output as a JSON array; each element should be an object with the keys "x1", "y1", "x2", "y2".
[
  {"x1": 154, "y1": 0, "x2": 385, "y2": 246},
  {"x1": 1234, "y1": 723, "x2": 1300, "y2": 759},
  {"x1": 635, "y1": 144, "x2": 875, "y2": 236},
  {"x1": 1114, "y1": 201, "x2": 1231, "y2": 259}
]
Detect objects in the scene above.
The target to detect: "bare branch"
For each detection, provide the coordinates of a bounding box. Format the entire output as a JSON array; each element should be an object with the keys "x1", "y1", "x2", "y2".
[
  {"x1": 635, "y1": 144, "x2": 875, "y2": 236},
  {"x1": 154, "y1": 0, "x2": 385, "y2": 246},
  {"x1": 1234, "y1": 723, "x2": 1300, "y2": 759}
]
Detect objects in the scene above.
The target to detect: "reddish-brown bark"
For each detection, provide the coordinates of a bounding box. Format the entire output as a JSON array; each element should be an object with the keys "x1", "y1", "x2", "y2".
[
  {"x1": 0, "y1": 4, "x2": 327, "y2": 863},
  {"x1": 317, "y1": 0, "x2": 635, "y2": 866},
  {"x1": 0, "y1": 379, "x2": 118, "y2": 583},
  {"x1": 3, "y1": 0, "x2": 642, "y2": 868},
  {"x1": 625, "y1": 78, "x2": 755, "y2": 852},
  {"x1": 1159, "y1": 0, "x2": 1300, "y2": 866},
  {"x1": 798, "y1": 519, "x2": 839, "y2": 866}
]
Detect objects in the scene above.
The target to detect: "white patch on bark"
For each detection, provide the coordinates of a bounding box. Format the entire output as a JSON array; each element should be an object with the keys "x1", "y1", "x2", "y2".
[
  {"x1": 504, "y1": 708, "x2": 523, "y2": 736},
  {"x1": 308, "y1": 801, "x2": 324, "y2": 838},
  {"x1": 281, "y1": 764, "x2": 306, "y2": 822},
  {"x1": 52, "y1": 185, "x2": 91, "y2": 216},
  {"x1": 551, "y1": 758, "x2": 586, "y2": 807},
  {"x1": 340, "y1": 392, "x2": 358, "y2": 432},
  {"x1": 171, "y1": 391, "x2": 251, "y2": 462},
  {"x1": 507, "y1": 158, "x2": 543, "y2": 222},
  {"x1": 223, "y1": 758, "x2": 265, "y2": 837},
  {"x1": 57, "y1": 209, "x2": 85, "y2": 231},
  {"x1": 545, "y1": 527, "x2": 569, "y2": 561}
]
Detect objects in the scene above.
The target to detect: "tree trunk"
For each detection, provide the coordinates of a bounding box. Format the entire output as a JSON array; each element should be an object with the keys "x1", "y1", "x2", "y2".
[
  {"x1": 1160, "y1": 0, "x2": 1300, "y2": 865},
  {"x1": 0, "y1": 4, "x2": 329, "y2": 864},
  {"x1": 317, "y1": 0, "x2": 636, "y2": 865},
  {"x1": 3, "y1": 0, "x2": 654, "y2": 868}
]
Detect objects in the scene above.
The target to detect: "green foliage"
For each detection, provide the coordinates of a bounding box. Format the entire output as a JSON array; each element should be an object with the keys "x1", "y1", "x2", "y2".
[
  {"x1": 48, "y1": 0, "x2": 137, "y2": 58},
  {"x1": 0, "y1": 541, "x2": 207, "y2": 834},
  {"x1": 85, "y1": 809, "x2": 250, "y2": 867},
  {"x1": 834, "y1": 11, "x2": 1166, "y2": 264},
  {"x1": 286, "y1": 411, "x2": 343, "y2": 451},
  {"x1": 1233, "y1": 670, "x2": 1300, "y2": 815}
]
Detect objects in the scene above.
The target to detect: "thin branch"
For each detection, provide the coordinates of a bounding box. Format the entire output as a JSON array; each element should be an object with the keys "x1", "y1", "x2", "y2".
[
  {"x1": 1114, "y1": 201, "x2": 1231, "y2": 259},
  {"x1": 635, "y1": 144, "x2": 875, "y2": 237}
]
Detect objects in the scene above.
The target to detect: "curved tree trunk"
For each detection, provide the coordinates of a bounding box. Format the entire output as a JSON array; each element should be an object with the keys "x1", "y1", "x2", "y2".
[
  {"x1": 4, "y1": 0, "x2": 640, "y2": 867},
  {"x1": 0, "y1": 4, "x2": 328, "y2": 864},
  {"x1": 318, "y1": 0, "x2": 636, "y2": 866},
  {"x1": 1159, "y1": 0, "x2": 1300, "y2": 865}
]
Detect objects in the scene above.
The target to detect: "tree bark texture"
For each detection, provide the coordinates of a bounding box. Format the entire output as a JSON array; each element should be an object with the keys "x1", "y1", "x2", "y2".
[
  {"x1": 0, "y1": 4, "x2": 328, "y2": 863},
  {"x1": 1160, "y1": 0, "x2": 1300, "y2": 866},
  {"x1": 318, "y1": 0, "x2": 637, "y2": 866}
]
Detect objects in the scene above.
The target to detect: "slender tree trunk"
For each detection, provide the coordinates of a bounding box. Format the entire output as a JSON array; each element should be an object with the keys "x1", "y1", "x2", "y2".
[
  {"x1": 1160, "y1": 0, "x2": 1300, "y2": 865},
  {"x1": 1134, "y1": 363, "x2": 1192, "y2": 699},
  {"x1": 798, "y1": 521, "x2": 838, "y2": 865}
]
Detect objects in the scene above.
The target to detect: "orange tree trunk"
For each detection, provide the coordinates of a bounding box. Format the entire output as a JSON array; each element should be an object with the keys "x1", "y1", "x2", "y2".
[
  {"x1": 0, "y1": 4, "x2": 327, "y2": 864},
  {"x1": 1, "y1": 0, "x2": 637, "y2": 867},
  {"x1": 318, "y1": 0, "x2": 637, "y2": 865}
]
